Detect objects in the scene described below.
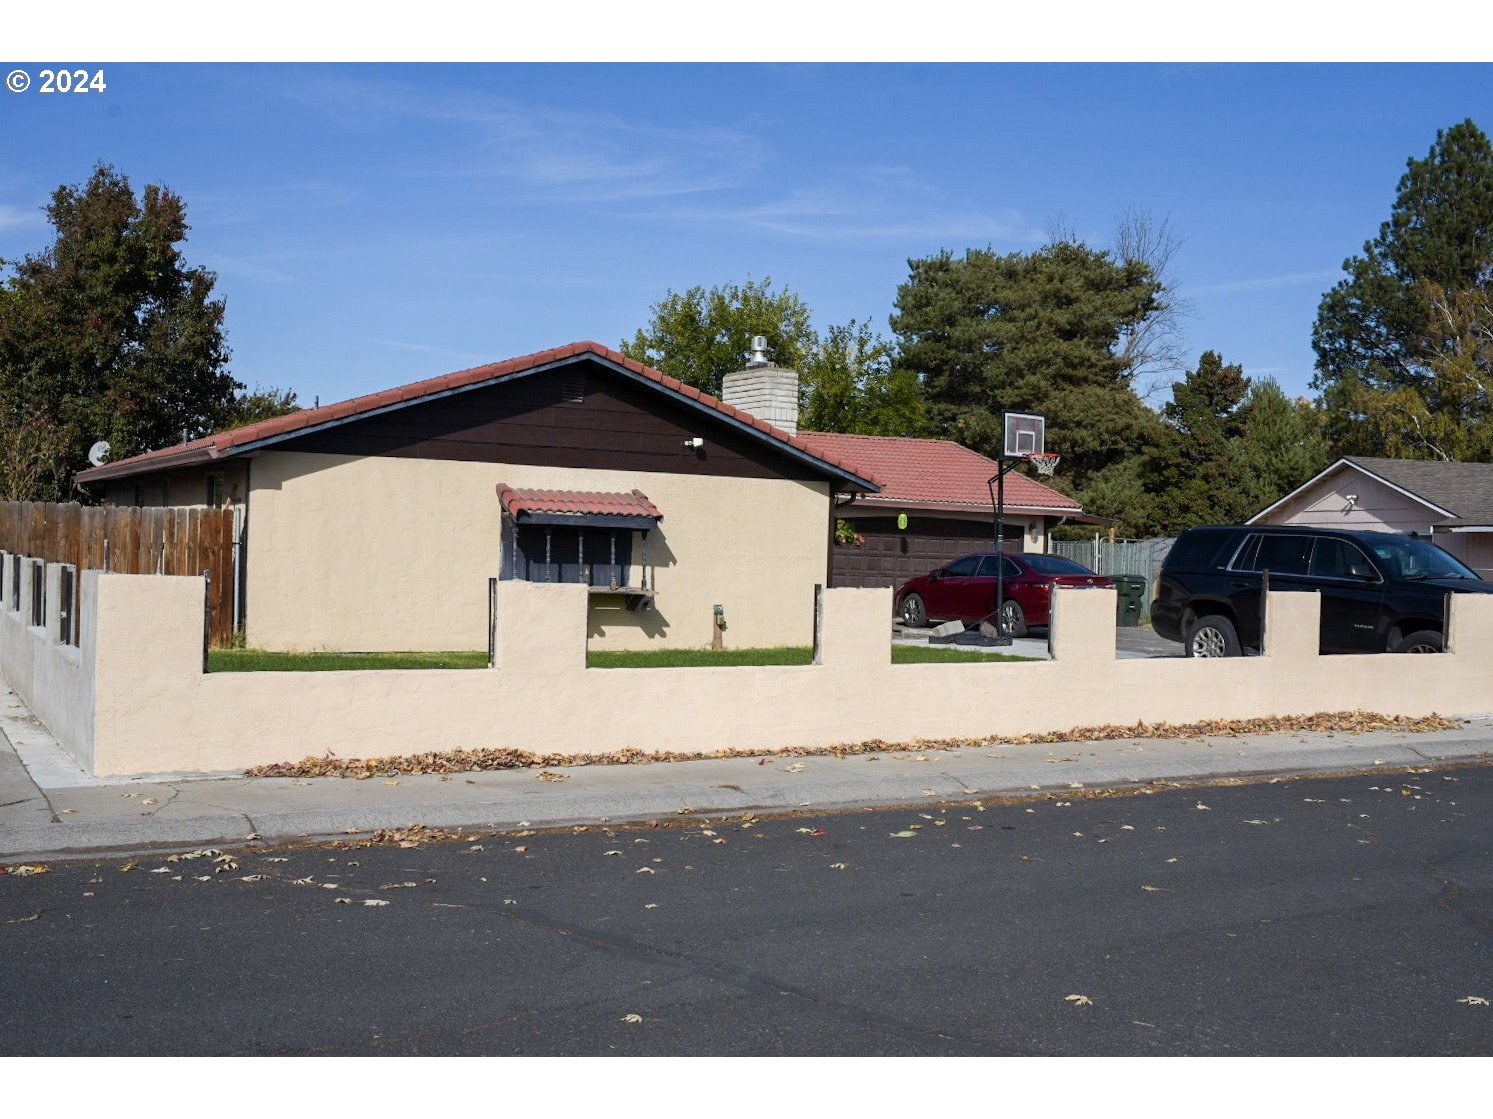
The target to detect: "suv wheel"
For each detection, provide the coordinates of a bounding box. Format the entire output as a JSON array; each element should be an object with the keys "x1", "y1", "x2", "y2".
[
  {"x1": 1185, "y1": 614, "x2": 1242, "y2": 658},
  {"x1": 1391, "y1": 629, "x2": 1444, "y2": 654}
]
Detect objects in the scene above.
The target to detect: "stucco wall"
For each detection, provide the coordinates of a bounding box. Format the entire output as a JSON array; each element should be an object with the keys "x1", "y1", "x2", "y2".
[
  {"x1": 102, "y1": 461, "x2": 250, "y2": 511},
  {"x1": 17, "y1": 572, "x2": 1488, "y2": 778},
  {"x1": 0, "y1": 556, "x2": 96, "y2": 772},
  {"x1": 1260, "y1": 468, "x2": 1441, "y2": 533},
  {"x1": 243, "y1": 451, "x2": 831, "y2": 653}
]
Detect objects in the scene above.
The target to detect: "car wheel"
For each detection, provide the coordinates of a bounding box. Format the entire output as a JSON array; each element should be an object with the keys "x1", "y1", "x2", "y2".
[
  {"x1": 1185, "y1": 614, "x2": 1241, "y2": 658},
  {"x1": 1392, "y1": 629, "x2": 1444, "y2": 654},
  {"x1": 900, "y1": 593, "x2": 928, "y2": 628},
  {"x1": 999, "y1": 599, "x2": 1028, "y2": 638}
]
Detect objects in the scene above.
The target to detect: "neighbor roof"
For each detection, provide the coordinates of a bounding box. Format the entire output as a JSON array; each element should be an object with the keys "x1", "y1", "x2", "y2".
[
  {"x1": 795, "y1": 432, "x2": 1083, "y2": 515},
  {"x1": 1250, "y1": 456, "x2": 1493, "y2": 527},
  {"x1": 75, "y1": 341, "x2": 880, "y2": 493}
]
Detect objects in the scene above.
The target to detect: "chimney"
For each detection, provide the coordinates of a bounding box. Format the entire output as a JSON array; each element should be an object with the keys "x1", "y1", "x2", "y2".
[{"x1": 721, "y1": 335, "x2": 800, "y2": 434}]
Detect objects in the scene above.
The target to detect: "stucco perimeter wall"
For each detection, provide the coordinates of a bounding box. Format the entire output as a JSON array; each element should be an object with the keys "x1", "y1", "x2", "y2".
[
  {"x1": 244, "y1": 451, "x2": 829, "y2": 653},
  {"x1": 0, "y1": 556, "x2": 96, "y2": 771},
  {"x1": 74, "y1": 575, "x2": 1493, "y2": 777}
]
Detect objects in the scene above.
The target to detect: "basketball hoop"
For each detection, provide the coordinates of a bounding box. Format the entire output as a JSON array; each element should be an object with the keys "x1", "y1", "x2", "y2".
[{"x1": 1027, "y1": 452, "x2": 1061, "y2": 477}]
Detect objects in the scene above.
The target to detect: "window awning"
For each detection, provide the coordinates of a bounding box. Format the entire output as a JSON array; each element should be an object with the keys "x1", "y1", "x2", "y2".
[{"x1": 496, "y1": 484, "x2": 662, "y2": 530}]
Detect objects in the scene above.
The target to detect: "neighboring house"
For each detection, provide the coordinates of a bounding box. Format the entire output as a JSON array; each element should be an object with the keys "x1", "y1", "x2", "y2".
[
  {"x1": 75, "y1": 341, "x2": 879, "y2": 652},
  {"x1": 717, "y1": 356, "x2": 1096, "y2": 592},
  {"x1": 1250, "y1": 455, "x2": 1493, "y2": 578}
]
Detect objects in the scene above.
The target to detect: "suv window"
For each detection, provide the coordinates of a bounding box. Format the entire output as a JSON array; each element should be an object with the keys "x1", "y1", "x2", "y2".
[
  {"x1": 1310, "y1": 538, "x2": 1378, "y2": 581},
  {"x1": 1166, "y1": 528, "x2": 1239, "y2": 570},
  {"x1": 944, "y1": 556, "x2": 980, "y2": 577},
  {"x1": 1234, "y1": 534, "x2": 1312, "y2": 576}
]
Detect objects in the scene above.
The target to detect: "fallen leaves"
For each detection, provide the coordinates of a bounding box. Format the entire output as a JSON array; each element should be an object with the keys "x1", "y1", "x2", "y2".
[
  {"x1": 2, "y1": 864, "x2": 49, "y2": 877},
  {"x1": 3, "y1": 911, "x2": 42, "y2": 923},
  {"x1": 243, "y1": 712, "x2": 1458, "y2": 779},
  {"x1": 536, "y1": 771, "x2": 567, "y2": 782},
  {"x1": 889, "y1": 830, "x2": 918, "y2": 839},
  {"x1": 621, "y1": 1014, "x2": 643, "y2": 1024},
  {"x1": 1459, "y1": 995, "x2": 1489, "y2": 1006},
  {"x1": 1140, "y1": 885, "x2": 1171, "y2": 893},
  {"x1": 1065, "y1": 994, "x2": 1093, "y2": 1007}
]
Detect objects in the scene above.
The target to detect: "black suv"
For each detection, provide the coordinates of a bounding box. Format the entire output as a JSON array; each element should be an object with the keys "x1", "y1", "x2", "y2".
[{"x1": 1152, "y1": 525, "x2": 1493, "y2": 657}]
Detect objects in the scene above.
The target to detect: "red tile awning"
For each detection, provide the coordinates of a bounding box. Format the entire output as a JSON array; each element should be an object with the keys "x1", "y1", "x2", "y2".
[{"x1": 496, "y1": 484, "x2": 662, "y2": 527}]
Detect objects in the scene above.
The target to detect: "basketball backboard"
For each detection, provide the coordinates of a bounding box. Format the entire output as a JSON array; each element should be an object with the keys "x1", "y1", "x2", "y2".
[{"x1": 1002, "y1": 412, "x2": 1045, "y2": 459}]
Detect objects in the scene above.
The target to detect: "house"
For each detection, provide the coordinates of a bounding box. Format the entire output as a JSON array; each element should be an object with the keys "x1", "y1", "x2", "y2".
[
  {"x1": 1250, "y1": 455, "x2": 1493, "y2": 578},
  {"x1": 75, "y1": 341, "x2": 879, "y2": 652},
  {"x1": 716, "y1": 355, "x2": 1096, "y2": 592}
]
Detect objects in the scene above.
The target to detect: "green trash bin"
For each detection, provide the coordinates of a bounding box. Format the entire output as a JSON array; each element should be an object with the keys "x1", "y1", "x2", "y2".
[{"x1": 1112, "y1": 574, "x2": 1146, "y2": 628}]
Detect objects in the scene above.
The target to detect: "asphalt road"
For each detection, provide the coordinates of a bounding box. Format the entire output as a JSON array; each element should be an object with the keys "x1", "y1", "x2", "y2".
[{"x1": 4, "y1": 765, "x2": 1491, "y2": 1056}]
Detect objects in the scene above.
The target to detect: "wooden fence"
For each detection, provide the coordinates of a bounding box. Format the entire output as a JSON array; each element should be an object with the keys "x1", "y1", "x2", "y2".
[{"x1": 0, "y1": 502, "x2": 236, "y2": 647}]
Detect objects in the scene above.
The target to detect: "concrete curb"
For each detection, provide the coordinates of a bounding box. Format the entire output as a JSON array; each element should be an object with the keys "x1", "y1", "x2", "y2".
[{"x1": 5, "y1": 730, "x2": 1490, "y2": 864}]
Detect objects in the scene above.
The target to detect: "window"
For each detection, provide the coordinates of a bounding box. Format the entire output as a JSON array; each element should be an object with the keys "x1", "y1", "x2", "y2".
[
  {"x1": 58, "y1": 566, "x2": 76, "y2": 645},
  {"x1": 133, "y1": 484, "x2": 145, "y2": 508},
  {"x1": 206, "y1": 473, "x2": 225, "y2": 509},
  {"x1": 512, "y1": 525, "x2": 632, "y2": 588},
  {"x1": 1310, "y1": 539, "x2": 1378, "y2": 581},
  {"x1": 1023, "y1": 554, "x2": 1095, "y2": 576},
  {"x1": 943, "y1": 556, "x2": 981, "y2": 577},
  {"x1": 1233, "y1": 534, "x2": 1312, "y2": 576},
  {"x1": 30, "y1": 560, "x2": 45, "y2": 627}
]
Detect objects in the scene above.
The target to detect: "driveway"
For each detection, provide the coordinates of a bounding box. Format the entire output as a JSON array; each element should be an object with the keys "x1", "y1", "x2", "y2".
[{"x1": 892, "y1": 622, "x2": 1181, "y2": 660}]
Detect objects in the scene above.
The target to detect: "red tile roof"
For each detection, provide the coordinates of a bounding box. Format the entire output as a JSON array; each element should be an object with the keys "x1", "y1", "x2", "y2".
[
  {"x1": 497, "y1": 485, "x2": 662, "y2": 521},
  {"x1": 795, "y1": 431, "x2": 1082, "y2": 513},
  {"x1": 74, "y1": 341, "x2": 880, "y2": 490}
]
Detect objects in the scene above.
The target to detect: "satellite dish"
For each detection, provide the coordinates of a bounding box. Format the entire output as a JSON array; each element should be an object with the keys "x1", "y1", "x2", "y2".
[{"x1": 87, "y1": 441, "x2": 111, "y2": 467}]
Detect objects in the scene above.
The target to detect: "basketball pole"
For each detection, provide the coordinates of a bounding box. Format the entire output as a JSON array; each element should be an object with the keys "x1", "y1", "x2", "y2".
[{"x1": 986, "y1": 458, "x2": 1022, "y2": 647}]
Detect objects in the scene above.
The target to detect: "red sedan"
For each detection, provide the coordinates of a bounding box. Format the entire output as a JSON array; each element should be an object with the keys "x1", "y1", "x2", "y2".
[{"x1": 895, "y1": 552, "x2": 1113, "y2": 637}]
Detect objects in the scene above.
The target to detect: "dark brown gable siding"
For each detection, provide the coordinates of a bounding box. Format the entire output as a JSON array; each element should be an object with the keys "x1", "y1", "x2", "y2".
[
  {"x1": 283, "y1": 358, "x2": 824, "y2": 482},
  {"x1": 832, "y1": 516, "x2": 1019, "y2": 589}
]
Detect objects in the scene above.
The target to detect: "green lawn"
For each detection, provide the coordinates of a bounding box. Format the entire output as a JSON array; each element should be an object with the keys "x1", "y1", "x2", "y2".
[
  {"x1": 207, "y1": 643, "x2": 1036, "y2": 673},
  {"x1": 208, "y1": 649, "x2": 489, "y2": 672}
]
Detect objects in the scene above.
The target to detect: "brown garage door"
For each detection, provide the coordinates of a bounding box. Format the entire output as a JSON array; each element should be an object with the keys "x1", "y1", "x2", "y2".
[{"x1": 831, "y1": 516, "x2": 1021, "y2": 590}]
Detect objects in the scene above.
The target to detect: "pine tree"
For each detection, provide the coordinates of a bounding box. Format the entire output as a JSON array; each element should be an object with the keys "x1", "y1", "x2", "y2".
[{"x1": 1312, "y1": 119, "x2": 1493, "y2": 459}]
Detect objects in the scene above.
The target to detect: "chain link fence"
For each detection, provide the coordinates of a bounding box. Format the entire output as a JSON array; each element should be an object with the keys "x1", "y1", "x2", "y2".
[{"x1": 1049, "y1": 537, "x2": 1175, "y2": 620}]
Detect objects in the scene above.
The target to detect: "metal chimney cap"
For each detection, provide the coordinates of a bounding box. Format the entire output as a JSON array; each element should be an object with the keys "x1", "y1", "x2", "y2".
[{"x1": 747, "y1": 335, "x2": 770, "y2": 367}]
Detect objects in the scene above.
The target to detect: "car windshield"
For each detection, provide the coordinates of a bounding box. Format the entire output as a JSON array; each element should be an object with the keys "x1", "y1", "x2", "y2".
[
  {"x1": 1365, "y1": 536, "x2": 1480, "y2": 581},
  {"x1": 1022, "y1": 554, "x2": 1096, "y2": 576}
]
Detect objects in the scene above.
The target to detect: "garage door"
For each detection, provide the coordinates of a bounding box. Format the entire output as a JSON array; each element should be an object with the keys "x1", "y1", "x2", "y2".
[{"x1": 831, "y1": 516, "x2": 1021, "y2": 590}]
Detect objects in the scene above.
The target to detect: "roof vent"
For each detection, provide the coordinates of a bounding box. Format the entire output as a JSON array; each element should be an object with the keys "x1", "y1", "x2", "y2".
[{"x1": 747, "y1": 335, "x2": 770, "y2": 368}]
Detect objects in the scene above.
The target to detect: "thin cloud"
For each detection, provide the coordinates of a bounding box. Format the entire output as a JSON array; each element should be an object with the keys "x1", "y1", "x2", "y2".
[
  {"x1": 1195, "y1": 269, "x2": 1341, "y2": 295},
  {"x1": 0, "y1": 202, "x2": 43, "y2": 232}
]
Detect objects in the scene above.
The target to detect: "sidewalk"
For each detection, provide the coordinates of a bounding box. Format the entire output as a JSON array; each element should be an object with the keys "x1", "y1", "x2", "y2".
[{"x1": 3, "y1": 677, "x2": 1490, "y2": 863}]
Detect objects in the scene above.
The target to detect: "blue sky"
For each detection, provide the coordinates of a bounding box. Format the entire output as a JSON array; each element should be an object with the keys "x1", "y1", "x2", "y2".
[{"x1": 2, "y1": 63, "x2": 1491, "y2": 417}]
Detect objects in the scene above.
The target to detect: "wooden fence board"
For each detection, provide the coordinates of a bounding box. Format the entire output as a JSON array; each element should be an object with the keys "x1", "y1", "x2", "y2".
[{"x1": 0, "y1": 501, "x2": 237, "y2": 647}]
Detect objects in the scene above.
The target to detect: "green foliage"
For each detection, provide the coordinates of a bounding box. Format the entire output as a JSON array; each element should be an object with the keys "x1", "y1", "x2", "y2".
[
  {"x1": 1312, "y1": 119, "x2": 1493, "y2": 460},
  {"x1": 1241, "y1": 379, "x2": 1330, "y2": 509},
  {"x1": 620, "y1": 277, "x2": 816, "y2": 398},
  {"x1": 1143, "y1": 351, "x2": 1258, "y2": 533},
  {"x1": 208, "y1": 649, "x2": 488, "y2": 672},
  {"x1": 624, "y1": 282, "x2": 926, "y2": 436},
  {"x1": 0, "y1": 164, "x2": 241, "y2": 500},
  {"x1": 890, "y1": 240, "x2": 1163, "y2": 492},
  {"x1": 222, "y1": 384, "x2": 301, "y2": 430},
  {"x1": 799, "y1": 320, "x2": 927, "y2": 436}
]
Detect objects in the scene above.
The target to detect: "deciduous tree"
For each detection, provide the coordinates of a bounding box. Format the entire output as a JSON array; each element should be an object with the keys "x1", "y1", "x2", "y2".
[{"x1": 0, "y1": 164, "x2": 245, "y2": 499}]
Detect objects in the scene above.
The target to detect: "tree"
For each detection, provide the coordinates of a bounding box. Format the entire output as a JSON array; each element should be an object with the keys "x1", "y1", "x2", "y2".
[
  {"x1": 221, "y1": 384, "x2": 301, "y2": 429},
  {"x1": 1113, "y1": 208, "x2": 1193, "y2": 403},
  {"x1": 0, "y1": 164, "x2": 242, "y2": 499},
  {"x1": 621, "y1": 277, "x2": 816, "y2": 398},
  {"x1": 798, "y1": 320, "x2": 926, "y2": 436},
  {"x1": 1241, "y1": 379, "x2": 1330, "y2": 508},
  {"x1": 624, "y1": 280, "x2": 927, "y2": 436},
  {"x1": 1143, "y1": 351, "x2": 1258, "y2": 533},
  {"x1": 890, "y1": 239, "x2": 1164, "y2": 494},
  {"x1": 1312, "y1": 119, "x2": 1493, "y2": 460}
]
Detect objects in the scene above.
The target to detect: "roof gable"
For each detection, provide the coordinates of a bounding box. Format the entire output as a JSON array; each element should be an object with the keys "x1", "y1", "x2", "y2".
[{"x1": 76, "y1": 341, "x2": 880, "y2": 492}]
